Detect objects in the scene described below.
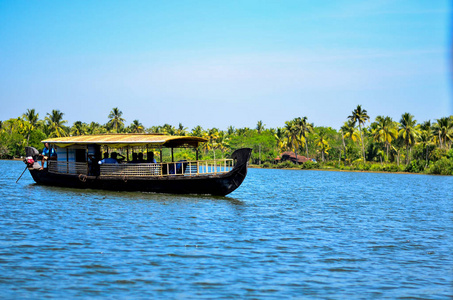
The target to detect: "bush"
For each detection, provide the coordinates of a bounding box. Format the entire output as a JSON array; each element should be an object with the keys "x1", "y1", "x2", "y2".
[
  {"x1": 276, "y1": 161, "x2": 296, "y2": 169},
  {"x1": 302, "y1": 161, "x2": 316, "y2": 169},
  {"x1": 369, "y1": 163, "x2": 382, "y2": 171},
  {"x1": 427, "y1": 157, "x2": 453, "y2": 175},
  {"x1": 262, "y1": 162, "x2": 274, "y2": 169},
  {"x1": 382, "y1": 164, "x2": 401, "y2": 173},
  {"x1": 405, "y1": 160, "x2": 426, "y2": 173}
]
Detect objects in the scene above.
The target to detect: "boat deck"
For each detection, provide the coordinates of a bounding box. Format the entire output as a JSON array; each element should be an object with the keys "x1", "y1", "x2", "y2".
[{"x1": 47, "y1": 159, "x2": 234, "y2": 177}]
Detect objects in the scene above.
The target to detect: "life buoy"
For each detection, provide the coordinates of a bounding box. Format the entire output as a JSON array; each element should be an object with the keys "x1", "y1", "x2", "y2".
[{"x1": 78, "y1": 174, "x2": 87, "y2": 182}]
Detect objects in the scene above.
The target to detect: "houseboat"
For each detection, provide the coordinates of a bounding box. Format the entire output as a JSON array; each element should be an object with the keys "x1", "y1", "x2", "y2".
[{"x1": 24, "y1": 134, "x2": 251, "y2": 196}]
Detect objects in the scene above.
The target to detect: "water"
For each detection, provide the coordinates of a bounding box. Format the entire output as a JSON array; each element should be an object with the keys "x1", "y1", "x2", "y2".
[{"x1": 1, "y1": 160, "x2": 452, "y2": 299}]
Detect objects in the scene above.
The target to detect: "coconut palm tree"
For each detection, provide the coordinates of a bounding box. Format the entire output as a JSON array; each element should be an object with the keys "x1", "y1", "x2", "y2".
[
  {"x1": 314, "y1": 128, "x2": 330, "y2": 162},
  {"x1": 372, "y1": 116, "x2": 398, "y2": 161},
  {"x1": 348, "y1": 105, "x2": 370, "y2": 162},
  {"x1": 129, "y1": 120, "x2": 144, "y2": 133},
  {"x1": 295, "y1": 116, "x2": 313, "y2": 158},
  {"x1": 176, "y1": 123, "x2": 187, "y2": 136},
  {"x1": 191, "y1": 125, "x2": 204, "y2": 137},
  {"x1": 107, "y1": 107, "x2": 125, "y2": 133},
  {"x1": 45, "y1": 110, "x2": 68, "y2": 137},
  {"x1": 432, "y1": 117, "x2": 453, "y2": 149},
  {"x1": 227, "y1": 126, "x2": 235, "y2": 136},
  {"x1": 256, "y1": 120, "x2": 265, "y2": 134},
  {"x1": 22, "y1": 109, "x2": 40, "y2": 145},
  {"x1": 217, "y1": 131, "x2": 229, "y2": 158},
  {"x1": 418, "y1": 121, "x2": 434, "y2": 166},
  {"x1": 284, "y1": 120, "x2": 301, "y2": 159},
  {"x1": 398, "y1": 112, "x2": 420, "y2": 164},
  {"x1": 342, "y1": 120, "x2": 360, "y2": 162},
  {"x1": 23, "y1": 109, "x2": 39, "y2": 127},
  {"x1": 161, "y1": 124, "x2": 175, "y2": 135},
  {"x1": 274, "y1": 127, "x2": 287, "y2": 153},
  {"x1": 70, "y1": 121, "x2": 88, "y2": 136}
]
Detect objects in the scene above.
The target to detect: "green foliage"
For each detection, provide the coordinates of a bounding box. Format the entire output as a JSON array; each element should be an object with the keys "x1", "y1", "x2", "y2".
[
  {"x1": 405, "y1": 159, "x2": 426, "y2": 173},
  {"x1": 427, "y1": 157, "x2": 453, "y2": 175},
  {"x1": 301, "y1": 161, "x2": 316, "y2": 169},
  {"x1": 276, "y1": 161, "x2": 296, "y2": 169},
  {"x1": 1, "y1": 107, "x2": 452, "y2": 176}
]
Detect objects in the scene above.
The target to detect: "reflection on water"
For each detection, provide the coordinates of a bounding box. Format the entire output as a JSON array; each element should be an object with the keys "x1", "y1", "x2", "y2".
[{"x1": 1, "y1": 160, "x2": 452, "y2": 299}]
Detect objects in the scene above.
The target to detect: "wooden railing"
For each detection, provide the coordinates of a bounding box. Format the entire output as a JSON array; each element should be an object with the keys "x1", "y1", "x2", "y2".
[
  {"x1": 48, "y1": 161, "x2": 88, "y2": 175},
  {"x1": 47, "y1": 159, "x2": 235, "y2": 177}
]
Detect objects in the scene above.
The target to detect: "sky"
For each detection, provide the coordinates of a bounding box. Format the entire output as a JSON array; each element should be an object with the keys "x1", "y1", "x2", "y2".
[{"x1": 0, "y1": 0, "x2": 451, "y2": 131}]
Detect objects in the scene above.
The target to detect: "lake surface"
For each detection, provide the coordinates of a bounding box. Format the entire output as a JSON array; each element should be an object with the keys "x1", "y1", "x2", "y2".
[{"x1": 1, "y1": 160, "x2": 452, "y2": 299}]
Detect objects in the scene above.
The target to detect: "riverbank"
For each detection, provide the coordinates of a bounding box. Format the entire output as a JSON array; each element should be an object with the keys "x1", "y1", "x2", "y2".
[{"x1": 250, "y1": 160, "x2": 453, "y2": 176}]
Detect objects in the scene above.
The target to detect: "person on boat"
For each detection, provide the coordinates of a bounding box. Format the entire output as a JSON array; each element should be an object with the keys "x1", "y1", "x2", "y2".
[
  {"x1": 40, "y1": 142, "x2": 56, "y2": 170},
  {"x1": 129, "y1": 152, "x2": 138, "y2": 163},
  {"x1": 137, "y1": 152, "x2": 145, "y2": 163},
  {"x1": 147, "y1": 152, "x2": 157, "y2": 163},
  {"x1": 98, "y1": 152, "x2": 119, "y2": 165}
]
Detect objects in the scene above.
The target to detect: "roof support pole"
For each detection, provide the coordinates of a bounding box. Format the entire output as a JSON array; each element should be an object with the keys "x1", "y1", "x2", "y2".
[{"x1": 171, "y1": 148, "x2": 174, "y2": 162}]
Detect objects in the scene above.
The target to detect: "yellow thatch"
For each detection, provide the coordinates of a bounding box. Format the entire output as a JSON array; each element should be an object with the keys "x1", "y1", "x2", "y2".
[{"x1": 42, "y1": 134, "x2": 207, "y2": 148}]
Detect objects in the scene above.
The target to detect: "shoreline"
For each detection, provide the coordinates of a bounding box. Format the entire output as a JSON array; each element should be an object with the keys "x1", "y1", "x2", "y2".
[
  {"x1": 248, "y1": 165, "x2": 439, "y2": 176},
  {"x1": 1, "y1": 158, "x2": 446, "y2": 176}
]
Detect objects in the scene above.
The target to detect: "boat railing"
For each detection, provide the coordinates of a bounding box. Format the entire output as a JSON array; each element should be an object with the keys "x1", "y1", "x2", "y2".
[
  {"x1": 48, "y1": 159, "x2": 235, "y2": 177},
  {"x1": 48, "y1": 161, "x2": 88, "y2": 175}
]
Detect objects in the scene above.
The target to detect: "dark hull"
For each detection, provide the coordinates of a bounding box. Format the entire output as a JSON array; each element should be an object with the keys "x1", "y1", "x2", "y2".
[{"x1": 28, "y1": 148, "x2": 251, "y2": 196}]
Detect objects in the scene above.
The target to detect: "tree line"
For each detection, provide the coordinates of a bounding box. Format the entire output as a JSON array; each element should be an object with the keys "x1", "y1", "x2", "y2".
[{"x1": 1, "y1": 106, "x2": 452, "y2": 175}]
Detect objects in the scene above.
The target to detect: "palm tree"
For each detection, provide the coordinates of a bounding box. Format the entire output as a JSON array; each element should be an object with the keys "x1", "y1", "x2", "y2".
[
  {"x1": 398, "y1": 112, "x2": 419, "y2": 164},
  {"x1": 372, "y1": 116, "x2": 398, "y2": 161},
  {"x1": 295, "y1": 116, "x2": 313, "y2": 158},
  {"x1": 191, "y1": 125, "x2": 204, "y2": 137},
  {"x1": 314, "y1": 128, "x2": 330, "y2": 162},
  {"x1": 217, "y1": 131, "x2": 229, "y2": 158},
  {"x1": 342, "y1": 120, "x2": 360, "y2": 162},
  {"x1": 161, "y1": 124, "x2": 175, "y2": 135},
  {"x1": 176, "y1": 123, "x2": 187, "y2": 136},
  {"x1": 432, "y1": 117, "x2": 453, "y2": 149},
  {"x1": 70, "y1": 121, "x2": 87, "y2": 136},
  {"x1": 284, "y1": 120, "x2": 301, "y2": 159},
  {"x1": 129, "y1": 120, "x2": 144, "y2": 133},
  {"x1": 45, "y1": 110, "x2": 68, "y2": 137},
  {"x1": 348, "y1": 105, "x2": 370, "y2": 162},
  {"x1": 147, "y1": 125, "x2": 162, "y2": 134},
  {"x1": 227, "y1": 126, "x2": 236, "y2": 136},
  {"x1": 23, "y1": 109, "x2": 39, "y2": 127},
  {"x1": 274, "y1": 127, "x2": 287, "y2": 153},
  {"x1": 22, "y1": 109, "x2": 40, "y2": 145},
  {"x1": 107, "y1": 107, "x2": 125, "y2": 133},
  {"x1": 87, "y1": 122, "x2": 103, "y2": 135},
  {"x1": 256, "y1": 120, "x2": 265, "y2": 134}
]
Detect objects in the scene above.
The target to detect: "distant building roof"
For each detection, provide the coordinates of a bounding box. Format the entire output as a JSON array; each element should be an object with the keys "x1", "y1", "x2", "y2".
[{"x1": 275, "y1": 152, "x2": 313, "y2": 163}]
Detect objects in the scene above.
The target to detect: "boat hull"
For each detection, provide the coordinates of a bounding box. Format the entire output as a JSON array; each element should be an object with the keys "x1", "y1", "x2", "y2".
[{"x1": 28, "y1": 148, "x2": 251, "y2": 196}]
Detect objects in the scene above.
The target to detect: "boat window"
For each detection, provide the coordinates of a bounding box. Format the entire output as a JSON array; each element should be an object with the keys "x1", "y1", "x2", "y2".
[{"x1": 75, "y1": 149, "x2": 86, "y2": 162}]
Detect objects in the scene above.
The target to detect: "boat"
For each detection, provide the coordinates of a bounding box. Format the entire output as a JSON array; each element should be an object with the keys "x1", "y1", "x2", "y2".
[{"x1": 23, "y1": 134, "x2": 252, "y2": 196}]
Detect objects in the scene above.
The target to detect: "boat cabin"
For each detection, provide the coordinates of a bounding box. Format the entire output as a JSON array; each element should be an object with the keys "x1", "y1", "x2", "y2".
[{"x1": 41, "y1": 134, "x2": 234, "y2": 178}]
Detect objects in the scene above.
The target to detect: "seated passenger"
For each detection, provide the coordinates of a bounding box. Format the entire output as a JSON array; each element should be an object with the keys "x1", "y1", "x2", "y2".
[
  {"x1": 130, "y1": 152, "x2": 138, "y2": 163},
  {"x1": 137, "y1": 152, "x2": 145, "y2": 163},
  {"x1": 40, "y1": 142, "x2": 56, "y2": 170},
  {"x1": 116, "y1": 152, "x2": 126, "y2": 163},
  {"x1": 147, "y1": 152, "x2": 157, "y2": 163},
  {"x1": 98, "y1": 152, "x2": 119, "y2": 165}
]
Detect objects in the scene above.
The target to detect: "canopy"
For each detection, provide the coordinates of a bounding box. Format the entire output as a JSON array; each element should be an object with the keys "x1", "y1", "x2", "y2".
[{"x1": 42, "y1": 134, "x2": 207, "y2": 148}]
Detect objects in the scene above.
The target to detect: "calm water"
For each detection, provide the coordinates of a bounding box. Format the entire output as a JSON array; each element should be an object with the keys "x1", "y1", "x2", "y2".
[{"x1": 0, "y1": 160, "x2": 452, "y2": 299}]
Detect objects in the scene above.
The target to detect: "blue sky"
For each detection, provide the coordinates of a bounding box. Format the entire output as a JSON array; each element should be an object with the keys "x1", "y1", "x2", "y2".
[{"x1": 0, "y1": 0, "x2": 451, "y2": 130}]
